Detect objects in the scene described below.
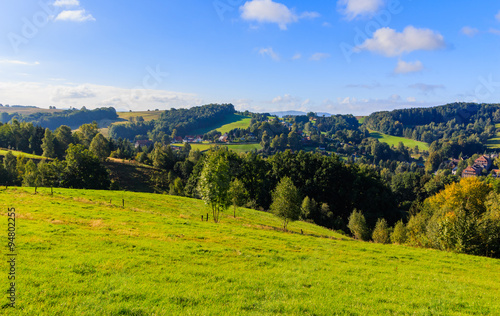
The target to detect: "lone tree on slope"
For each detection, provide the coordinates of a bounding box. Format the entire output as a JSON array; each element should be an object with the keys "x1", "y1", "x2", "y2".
[
  {"x1": 198, "y1": 149, "x2": 231, "y2": 223},
  {"x1": 270, "y1": 177, "x2": 302, "y2": 232}
]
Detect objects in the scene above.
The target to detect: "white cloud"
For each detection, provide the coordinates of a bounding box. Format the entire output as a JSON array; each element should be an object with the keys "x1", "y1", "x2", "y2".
[
  {"x1": 240, "y1": 0, "x2": 319, "y2": 30},
  {"x1": 394, "y1": 60, "x2": 423, "y2": 74},
  {"x1": 270, "y1": 94, "x2": 312, "y2": 111},
  {"x1": 0, "y1": 60, "x2": 40, "y2": 66},
  {"x1": 496, "y1": 10, "x2": 500, "y2": 21},
  {"x1": 291, "y1": 53, "x2": 302, "y2": 60},
  {"x1": 489, "y1": 28, "x2": 500, "y2": 35},
  {"x1": 52, "y1": 85, "x2": 96, "y2": 101},
  {"x1": 55, "y1": 10, "x2": 95, "y2": 22},
  {"x1": 258, "y1": 47, "x2": 280, "y2": 61},
  {"x1": 53, "y1": 0, "x2": 79, "y2": 7},
  {"x1": 309, "y1": 53, "x2": 330, "y2": 61},
  {"x1": 300, "y1": 12, "x2": 321, "y2": 19},
  {"x1": 461, "y1": 26, "x2": 479, "y2": 37},
  {"x1": 345, "y1": 83, "x2": 381, "y2": 89},
  {"x1": 0, "y1": 81, "x2": 201, "y2": 111},
  {"x1": 389, "y1": 94, "x2": 401, "y2": 101},
  {"x1": 356, "y1": 26, "x2": 446, "y2": 57},
  {"x1": 409, "y1": 83, "x2": 445, "y2": 94},
  {"x1": 322, "y1": 94, "x2": 432, "y2": 116},
  {"x1": 338, "y1": 0, "x2": 385, "y2": 20},
  {"x1": 322, "y1": 22, "x2": 332, "y2": 27},
  {"x1": 272, "y1": 94, "x2": 296, "y2": 104}
]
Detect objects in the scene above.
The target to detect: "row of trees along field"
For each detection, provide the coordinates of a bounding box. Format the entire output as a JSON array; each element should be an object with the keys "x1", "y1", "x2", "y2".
[
  {"x1": 0, "y1": 120, "x2": 134, "y2": 189},
  {"x1": 364, "y1": 102, "x2": 497, "y2": 156},
  {"x1": 108, "y1": 103, "x2": 235, "y2": 141},
  {"x1": 0, "y1": 107, "x2": 118, "y2": 129}
]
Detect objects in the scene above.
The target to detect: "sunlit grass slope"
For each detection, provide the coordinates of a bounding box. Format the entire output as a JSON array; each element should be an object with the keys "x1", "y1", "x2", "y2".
[
  {"x1": 369, "y1": 129, "x2": 430, "y2": 151},
  {"x1": 1, "y1": 187, "x2": 499, "y2": 315},
  {"x1": 117, "y1": 111, "x2": 163, "y2": 122},
  {"x1": 190, "y1": 114, "x2": 251, "y2": 135},
  {"x1": 486, "y1": 123, "x2": 500, "y2": 149},
  {"x1": 0, "y1": 148, "x2": 45, "y2": 159}
]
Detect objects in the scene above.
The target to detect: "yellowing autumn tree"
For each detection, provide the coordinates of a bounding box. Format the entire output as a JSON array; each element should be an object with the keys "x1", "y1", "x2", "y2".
[{"x1": 423, "y1": 177, "x2": 493, "y2": 255}]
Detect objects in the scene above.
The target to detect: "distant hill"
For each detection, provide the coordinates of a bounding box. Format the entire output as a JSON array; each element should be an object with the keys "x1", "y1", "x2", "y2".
[
  {"x1": 270, "y1": 111, "x2": 332, "y2": 117},
  {"x1": 0, "y1": 107, "x2": 119, "y2": 130}
]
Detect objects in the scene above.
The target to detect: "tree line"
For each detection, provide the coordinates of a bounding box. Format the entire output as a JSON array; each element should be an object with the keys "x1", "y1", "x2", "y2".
[
  {"x1": 0, "y1": 107, "x2": 118, "y2": 130},
  {"x1": 108, "y1": 103, "x2": 236, "y2": 141}
]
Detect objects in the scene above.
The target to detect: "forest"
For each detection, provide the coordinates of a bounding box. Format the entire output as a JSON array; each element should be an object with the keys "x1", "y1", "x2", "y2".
[
  {"x1": 0, "y1": 106, "x2": 118, "y2": 130},
  {"x1": 108, "y1": 103, "x2": 236, "y2": 141},
  {"x1": 1, "y1": 102, "x2": 500, "y2": 258}
]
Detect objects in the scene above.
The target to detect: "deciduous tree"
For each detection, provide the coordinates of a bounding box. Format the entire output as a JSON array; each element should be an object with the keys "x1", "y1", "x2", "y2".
[
  {"x1": 198, "y1": 149, "x2": 231, "y2": 223},
  {"x1": 270, "y1": 177, "x2": 301, "y2": 231}
]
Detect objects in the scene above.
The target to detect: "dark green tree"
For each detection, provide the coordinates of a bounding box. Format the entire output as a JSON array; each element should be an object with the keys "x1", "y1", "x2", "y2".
[
  {"x1": 89, "y1": 133, "x2": 110, "y2": 162},
  {"x1": 62, "y1": 144, "x2": 110, "y2": 189},
  {"x1": 41, "y1": 128, "x2": 56, "y2": 158}
]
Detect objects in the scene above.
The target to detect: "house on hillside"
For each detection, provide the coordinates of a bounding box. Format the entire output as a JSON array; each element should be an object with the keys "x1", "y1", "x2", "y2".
[
  {"x1": 475, "y1": 155, "x2": 492, "y2": 170},
  {"x1": 172, "y1": 136, "x2": 183, "y2": 143},
  {"x1": 461, "y1": 155, "x2": 494, "y2": 178},
  {"x1": 219, "y1": 133, "x2": 228, "y2": 142},
  {"x1": 462, "y1": 165, "x2": 483, "y2": 178},
  {"x1": 134, "y1": 140, "x2": 153, "y2": 148}
]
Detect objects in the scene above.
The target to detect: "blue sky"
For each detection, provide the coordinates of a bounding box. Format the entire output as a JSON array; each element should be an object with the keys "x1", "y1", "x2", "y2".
[{"x1": 0, "y1": 0, "x2": 499, "y2": 115}]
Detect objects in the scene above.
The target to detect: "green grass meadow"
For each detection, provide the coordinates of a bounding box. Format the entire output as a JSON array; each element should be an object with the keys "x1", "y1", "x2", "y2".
[
  {"x1": 1, "y1": 187, "x2": 499, "y2": 315},
  {"x1": 486, "y1": 124, "x2": 500, "y2": 149},
  {"x1": 368, "y1": 129, "x2": 430, "y2": 151},
  {"x1": 117, "y1": 111, "x2": 163, "y2": 122},
  {"x1": 0, "y1": 149, "x2": 45, "y2": 160},
  {"x1": 190, "y1": 114, "x2": 252, "y2": 135}
]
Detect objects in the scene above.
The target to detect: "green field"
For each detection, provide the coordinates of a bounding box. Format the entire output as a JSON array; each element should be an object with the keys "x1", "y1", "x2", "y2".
[
  {"x1": 172, "y1": 143, "x2": 262, "y2": 153},
  {"x1": 486, "y1": 124, "x2": 500, "y2": 149},
  {"x1": 190, "y1": 114, "x2": 252, "y2": 135},
  {"x1": 0, "y1": 149, "x2": 45, "y2": 159},
  {"x1": 1, "y1": 187, "x2": 499, "y2": 315},
  {"x1": 369, "y1": 129, "x2": 430, "y2": 151},
  {"x1": 117, "y1": 111, "x2": 163, "y2": 122},
  {"x1": 356, "y1": 116, "x2": 366, "y2": 124}
]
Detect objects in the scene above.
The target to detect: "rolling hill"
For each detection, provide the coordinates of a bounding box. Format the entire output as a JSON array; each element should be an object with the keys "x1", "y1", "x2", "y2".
[{"x1": 1, "y1": 187, "x2": 499, "y2": 315}]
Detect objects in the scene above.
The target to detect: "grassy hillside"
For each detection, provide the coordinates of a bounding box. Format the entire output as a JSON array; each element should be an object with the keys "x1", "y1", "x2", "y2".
[
  {"x1": 486, "y1": 123, "x2": 500, "y2": 149},
  {"x1": 1, "y1": 187, "x2": 499, "y2": 315},
  {"x1": 0, "y1": 148, "x2": 45, "y2": 160},
  {"x1": 369, "y1": 129, "x2": 430, "y2": 151},
  {"x1": 117, "y1": 111, "x2": 163, "y2": 122},
  {"x1": 104, "y1": 158, "x2": 157, "y2": 192},
  {"x1": 172, "y1": 143, "x2": 262, "y2": 153},
  {"x1": 190, "y1": 114, "x2": 251, "y2": 135}
]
